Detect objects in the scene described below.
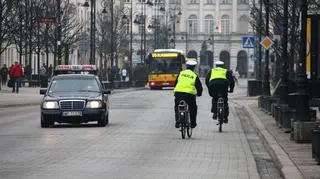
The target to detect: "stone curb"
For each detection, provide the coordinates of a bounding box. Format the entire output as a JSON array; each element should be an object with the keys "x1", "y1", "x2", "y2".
[
  {"x1": 0, "y1": 87, "x2": 146, "y2": 108},
  {"x1": 242, "y1": 103, "x2": 304, "y2": 179}
]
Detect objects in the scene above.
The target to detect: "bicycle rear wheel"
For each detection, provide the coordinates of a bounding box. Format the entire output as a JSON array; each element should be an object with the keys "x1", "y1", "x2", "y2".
[
  {"x1": 181, "y1": 125, "x2": 186, "y2": 139},
  {"x1": 186, "y1": 112, "x2": 192, "y2": 138},
  {"x1": 219, "y1": 119, "x2": 223, "y2": 132},
  {"x1": 180, "y1": 115, "x2": 186, "y2": 139}
]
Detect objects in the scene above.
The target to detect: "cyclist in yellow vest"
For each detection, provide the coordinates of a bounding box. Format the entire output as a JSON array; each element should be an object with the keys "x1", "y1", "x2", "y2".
[
  {"x1": 173, "y1": 60, "x2": 203, "y2": 128},
  {"x1": 205, "y1": 61, "x2": 234, "y2": 123}
]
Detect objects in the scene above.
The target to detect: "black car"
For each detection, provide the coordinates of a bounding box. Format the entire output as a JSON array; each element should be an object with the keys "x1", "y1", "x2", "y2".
[{"x1": 40, "y1": 74, "x2": 111, "y2": 128}]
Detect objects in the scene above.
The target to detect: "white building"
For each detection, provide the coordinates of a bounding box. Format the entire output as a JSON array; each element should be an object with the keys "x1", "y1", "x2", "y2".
[
  {"x1": 0, "y1": 0, "x2": 253, "y2": 77},
  {"x1": 124, "y1": 0, "x2": 253, "y2": 77}
]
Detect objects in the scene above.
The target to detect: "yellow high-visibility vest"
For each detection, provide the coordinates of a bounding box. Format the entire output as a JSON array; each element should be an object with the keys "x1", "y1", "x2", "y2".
[
  {"x1": 209, "y1": 67, "x2": 227, "y2": 81},
  {"x1": 173, "y1": 70, "x2": 197, "y2": 95}
]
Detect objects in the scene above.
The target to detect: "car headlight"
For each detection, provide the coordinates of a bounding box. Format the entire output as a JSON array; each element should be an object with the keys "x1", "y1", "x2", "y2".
[
  {"x1": 86, "y1": 101, "x2": 102, "y2": 108},
  {"x1": 42, "y1": 101, "x2": 59, "y2": 109}
]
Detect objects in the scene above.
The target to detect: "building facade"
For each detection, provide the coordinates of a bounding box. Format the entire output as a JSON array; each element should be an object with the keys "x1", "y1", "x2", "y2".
[
  {"x1": 0, "y1": 0, "x2": 252, "y2": 77},
  {"x1": 124, "y1": 0, "x2": 253, "y2": 77}
]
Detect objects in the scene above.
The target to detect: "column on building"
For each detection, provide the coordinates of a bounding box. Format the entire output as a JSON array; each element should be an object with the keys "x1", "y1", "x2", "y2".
[
  {"x1": 199, "y1": 0, "x2": 204, "y2": 33},
  {"x1": 180, "y1": 0, "x2": 187, "y2": 33},
  {"x1": 215, "y1": 0, "x2": 220, "y2": 61},
  {"x1": 232, "y1": 0, "x2": 238, "y2": 32}
]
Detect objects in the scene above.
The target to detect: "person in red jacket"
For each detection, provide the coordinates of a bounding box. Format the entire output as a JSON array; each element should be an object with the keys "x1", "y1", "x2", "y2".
[{"x1": 10, "y1": 61, "x2": 23, "y2": 93}]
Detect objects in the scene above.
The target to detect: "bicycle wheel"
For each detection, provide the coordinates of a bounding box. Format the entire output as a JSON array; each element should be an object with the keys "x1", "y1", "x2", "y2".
[
  {"x1": 180, "y1": 115, "x2": 186, "y2": 139},
  {"x1": 181, "y1": 125, "x2": 186, "y2": 139},
  {"x1": 187, "y1": 111, "x2": 192, "y2": 138},
  {"x1": 219, "y1": 118, "x2": 223, "y2": 132}
]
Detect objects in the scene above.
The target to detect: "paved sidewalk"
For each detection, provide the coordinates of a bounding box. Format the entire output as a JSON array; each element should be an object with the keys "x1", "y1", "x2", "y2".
[
  {"x1": 0, "y1": 86, "x2": 146, "y2": 108},
  {"x1": 236, "y1": 98, "x2": 320, "y2": 179}
]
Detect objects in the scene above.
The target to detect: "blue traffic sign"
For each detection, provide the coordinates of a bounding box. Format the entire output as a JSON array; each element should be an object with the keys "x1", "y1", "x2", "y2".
[{"x1": 242, "y1": 36, "x2": 255, "y2": 48}]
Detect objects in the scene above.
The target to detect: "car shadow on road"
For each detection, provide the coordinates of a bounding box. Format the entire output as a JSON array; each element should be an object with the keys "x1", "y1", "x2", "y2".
[
  {"x1": 50, "y1": 124, "x2": 99, "y2": 128},
  {"x1": 46, "y1": 122, "x2": 121, "y2": 128}
]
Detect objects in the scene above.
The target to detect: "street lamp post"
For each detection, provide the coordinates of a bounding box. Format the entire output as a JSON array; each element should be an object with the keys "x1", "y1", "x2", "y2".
[
  {"x1": 83, "y1": 0, "x2": 96, "y2": 65},
  {"x1": 172, "y1": 9, "x2": 182, "y2": 49},
  {"x1": 57, "y1": 0, "x2": 62, "y2": 65},
  {"x1": 279, "y1": 0, "x2": 289, "y2": 105},
  {"x1": 257, "y1": 0, "x2": 262, "y2": 80},
  {"x1": 208, "y1": 26, "x2": 218, "y2": 64},
  {"x1": 262, "y1": 0, "x2": 271, "y2": 96},
  {"x1": 134, "y1": 1, "x2": 152, "y2": 64},
  {"x1": 122, "y1": 3, "x2": 133, "y2": 84},
  {"x1": 130, "y1": 1, "x2": 133, "y2": 82},
  {"x1": 294, "y1": 0, "x2": 310, "y2": 122},
  {"x1": 185, "y1": 23, "x2": 192, "y2": 55}
]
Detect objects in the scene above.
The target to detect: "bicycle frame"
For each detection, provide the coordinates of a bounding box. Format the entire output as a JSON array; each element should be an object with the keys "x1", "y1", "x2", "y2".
[
  {"x1": 217, "y1": 97, "x2": 224, "y2": 119},
  {"x1": 217, "y1": 95, "x2": 225, "y2": 132},
  {"x1": 178, "y1": 100, "x2": 188, "y2": 126},
  {"x1": 178, "y1": 100, "x2": 192, "y2": 139}
]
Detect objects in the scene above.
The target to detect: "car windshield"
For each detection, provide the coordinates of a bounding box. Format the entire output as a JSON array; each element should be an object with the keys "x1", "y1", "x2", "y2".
[
  {"x1": 150, "y1": 58, "x2": 181, "y2": 74},
  {"x1": 49, "y1": 77, "x2": 100, "y2": 92}
]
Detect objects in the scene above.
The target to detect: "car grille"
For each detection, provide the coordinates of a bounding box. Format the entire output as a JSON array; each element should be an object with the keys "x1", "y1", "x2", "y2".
[{"x1": 59, "y1": 100, "x2": 85, "y2": 110}]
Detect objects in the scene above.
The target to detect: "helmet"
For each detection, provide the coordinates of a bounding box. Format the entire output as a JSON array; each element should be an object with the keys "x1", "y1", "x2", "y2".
[
  {"x1": 214, "y1": 60, "x2": 224, "y2": 67},
  {"x1": 186, "y1": 60, "x2": 197, "y2": 66}
]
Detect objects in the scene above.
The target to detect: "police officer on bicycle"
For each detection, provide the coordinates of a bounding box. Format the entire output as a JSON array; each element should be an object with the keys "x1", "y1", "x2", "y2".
[
  {"x1": 205, "y1": 61, "x2": 234, "y2": 123},
  {"x1": 173, "y1": 60, "x2": 203, "y2": 129}
]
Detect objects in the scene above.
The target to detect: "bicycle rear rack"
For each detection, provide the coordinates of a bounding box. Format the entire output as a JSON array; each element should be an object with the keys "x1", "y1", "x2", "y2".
[{"x1": 178, "y1": 100, "x2": 188, "y2": 112}]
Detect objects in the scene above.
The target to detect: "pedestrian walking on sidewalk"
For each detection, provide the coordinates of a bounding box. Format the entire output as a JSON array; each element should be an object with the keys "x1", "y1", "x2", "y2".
[
  {"x1": 121, "y1": 68, "x2": 127, "y2": 82},
  {"x1": 0, "y1": 64, "x2": 8, "y2": 85},
  {"x1": 10, "y1": 61, "x2": 23, "y2": 93},
  {"x1": 40, "y1": 64, "x2": 48, "y2": 88}
]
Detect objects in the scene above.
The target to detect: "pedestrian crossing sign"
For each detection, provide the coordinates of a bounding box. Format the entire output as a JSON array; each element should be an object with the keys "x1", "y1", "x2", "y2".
[{"x1": 242, "y1": 36, "x2": 255, "y2": 48}]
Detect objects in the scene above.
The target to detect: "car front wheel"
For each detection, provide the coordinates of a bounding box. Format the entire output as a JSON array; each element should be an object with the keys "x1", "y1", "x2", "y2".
[
  {"x1": 98, "y1": 114, "x2": 107, "y2": 127},
  {"x1": 41, "y1": 115, "x2": 54, "y2": 128}
]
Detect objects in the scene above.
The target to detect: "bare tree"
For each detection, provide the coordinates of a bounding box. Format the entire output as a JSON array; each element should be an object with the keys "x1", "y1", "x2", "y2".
[
  {"x1": 96, "y1": 4, "x2": 129, "y2": 73},
  {"x1": 0, "y1": 0, "x2": 18, "y2": 64},
  {"x1": 46, "y1": 1, "x2": 86, "y2": 65},
  {"x1": 249, "y1": 0, "x2": 311, "y2": 79}
]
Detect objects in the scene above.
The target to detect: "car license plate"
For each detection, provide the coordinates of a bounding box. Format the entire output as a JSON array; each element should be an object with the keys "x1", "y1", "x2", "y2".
[
  {"x1": 163, "y1": 82, "x2": 169, "y2": 85},
  {"x1": 62, "y1": 111, "x2": 82, "y2": 117}
]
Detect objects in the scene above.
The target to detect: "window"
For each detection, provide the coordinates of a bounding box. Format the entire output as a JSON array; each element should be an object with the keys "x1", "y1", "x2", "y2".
[
  {"x1": 152, "y1": 16, "x2": 161, "y2": 29},
  {"x1": 190, "y1": 0, "x2": 198, "y2": 4},
  {"x1": 238, "y1": 0, "x2": 248, "y2": 4},
  {"x1": 124, "y1": 0, "x2": 130, "y2": 2},
  {"x1": 135, "y1": 15, "x2": 146, "y2": 34},
  {"x1": 139, "y1": 24, "x2": 144, "y2": 34},
  {"x1": 49, "y1": 78, "x2": 100, "y2": 92},
  {"x1": 138, "y1": 0, "x2": 146, "y2": 2},
  {"x1": 188, "y1": 15, "x2": 198, "y2": 34},
  {"x1": 124, "y1": 21, "x2": 130, "y2": 34},
  {"x1": 169, "y1": 0, "x2": 181, "y2": 4},
  {"x1": 220, "y1": 0, "x2": 231, "y2": 4},
  {"x1": 204, "y1": 15, "x2": 215, "y2": 34},
  {"x1": 221, "y1": 15, "x2": 230, "y2": 34},
  {"x1": 206, "y1": 0, "x2": 213, "y2": 4},
  {"x1": 238, "y1": 15, "x2": 249, "y2": 33}
]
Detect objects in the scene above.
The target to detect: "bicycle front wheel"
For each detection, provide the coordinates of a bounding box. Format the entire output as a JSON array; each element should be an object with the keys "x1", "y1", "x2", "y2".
[
  {"x1": 181, "y1": 125, "x2": 186, "y2": 139},
  {"x1": 187, "y1": 112, "x2": 192, "y2": 138}
]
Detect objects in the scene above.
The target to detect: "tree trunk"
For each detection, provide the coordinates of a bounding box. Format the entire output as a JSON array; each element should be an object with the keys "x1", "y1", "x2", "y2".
[{"x1": 288, "y1": 2, "x2": 298, "y2": 79}]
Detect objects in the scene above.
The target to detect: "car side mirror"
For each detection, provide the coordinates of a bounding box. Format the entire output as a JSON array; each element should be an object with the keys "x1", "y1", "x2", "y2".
[
  {"x1": 40, "y1": 88, "x2": 47, "y2": 95},
  {"x1": 103, "y1": 89, "x2": 111, "y2": 94}
]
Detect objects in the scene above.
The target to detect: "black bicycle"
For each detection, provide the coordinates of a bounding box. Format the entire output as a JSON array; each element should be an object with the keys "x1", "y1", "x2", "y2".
[
  {"x1": 178, "y1": 100, "x2": 192, "y2": 139},
  {"x1": 216, "y1": 94, "x2": 225, "y2": 132}
]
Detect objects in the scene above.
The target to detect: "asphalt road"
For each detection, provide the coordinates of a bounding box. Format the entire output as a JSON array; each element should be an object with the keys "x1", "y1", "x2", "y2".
[{"x1": 0, "y1": 82, "x2": 281, "y2": 179}]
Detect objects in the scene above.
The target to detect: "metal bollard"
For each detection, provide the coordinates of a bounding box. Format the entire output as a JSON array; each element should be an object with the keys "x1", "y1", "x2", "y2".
[{"x1": 312, "y1": 123, "x2": 320, "y2": 164}]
